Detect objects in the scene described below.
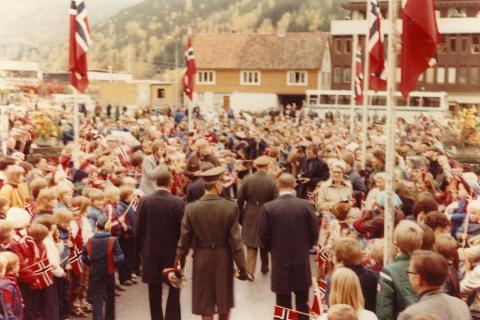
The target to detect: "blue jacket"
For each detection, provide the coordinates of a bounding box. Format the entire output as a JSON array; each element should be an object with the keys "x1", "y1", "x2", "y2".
[{"x1": 82, "y1": 232, "x2": 124, "y2": 278}]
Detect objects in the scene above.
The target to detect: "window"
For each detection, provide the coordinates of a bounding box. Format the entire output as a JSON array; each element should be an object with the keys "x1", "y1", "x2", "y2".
[
  {"x1": 157, "y1": 89, "x2": 165, "y2": 99},
  {"x1": 473, "y1": 36, "x2": 480, "y2": 54},
  {"x1": 335, "y1": 40, "x2": 343, "y2": 54},
  {"x1": 287, "y1": 71, "x2": 308, "y2": 86},
  {"x1": 461, "y1": 37, "x2": 469, "y2": 53},
  {"x1": 345, "y1": 39, "x2": 352, "y2": 54},
  {"x1": 448, "y1": 67, "x2": 456, "y2": 84},
  {"x1": 197, "y1": 71, "x2": 215, "y2": 85},
  {"x1": 240, "y1": 71, "x2": 261, "y2": 85},
  {"x1": 471, "y1": 67, "x2": 479, "y2": 85},
  {"x1": 438, "y1": 43, "x2": 447, "y2": 55},
  {"x1": 459, "y1": 66, "x2": 468, "y2": 84},
  {"x1": 343, "y1": 67, "x2": 351, "y2": 83},
  {"x1": 450, "y1": 37, "x2": 457, "y2": 53},
  {"x1": 426, "y1": 68, "x2": 434, "y2": 83},
  {"x1": 437, "y1": 67, "x2": 445, "y2": 84},
  {"x1": 334, "y1": 67, "x2": 342, "y2": 83}
]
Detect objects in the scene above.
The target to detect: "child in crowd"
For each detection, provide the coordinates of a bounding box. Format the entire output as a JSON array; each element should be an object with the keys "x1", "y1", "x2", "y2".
[
  {"x1": 0, "y1": 220, "x2": 14, "y2": 252},
  {"x1": 0, "y1": 251, "x2": 24, "y2": 319},
  {"x1": 115, "y1": 186, "x2": 137, "y2": 286},
  {"x1": 54, "y1": 208, "x2": 74, "y2": 320},
  {"x1": 55, "y1": 183, "x2": 74, "y2": 211},
  {"x1": 87, "y1": 189, "x2": 106, "y2": 230},
  {"x1": 104, "y1": 187, "x2": 121, "y2": 222},
  {"x1": 70, "y1": 196, "x2": 94, "y2": 317},
  {"x1": 29, "y1": 223, "x2": 57, "y2": 320},
  {"x1": 33, "y1": 188, "x2": 57, "y2": 222},
  {"x1": 83, "y1": 216, "x2": 124, "y2": 320}
]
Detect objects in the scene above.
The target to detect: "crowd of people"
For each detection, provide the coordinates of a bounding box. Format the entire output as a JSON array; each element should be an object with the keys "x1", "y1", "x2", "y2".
[{"x1": 0, "y1": 102, "x2": 478, "y2": 320}]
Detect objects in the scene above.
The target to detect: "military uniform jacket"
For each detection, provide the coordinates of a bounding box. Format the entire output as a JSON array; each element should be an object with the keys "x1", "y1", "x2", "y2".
[
  {"x1": 177, "y1": 194, "x2": 246, "y2": 316},
  {"x1": 237, "y1": 170, "x2": 278, "y2": 248}
]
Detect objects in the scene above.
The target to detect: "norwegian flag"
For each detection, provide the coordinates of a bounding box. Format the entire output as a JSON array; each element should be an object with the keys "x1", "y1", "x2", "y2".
[
  {"x1": 318, "y1": 279, "x2": 328, "y2": 301},
  {"x1": 400, "y1": 0, "x2": 441, "y2": 98},
  {"x1": 32, "y1": 259, "x2": 54, "y2": 288},
  {"x1": 130, "y1": 193, "x2": 140, "y2": 212},
  {"x1": 273, "y1": 306, "x2": 298, "y2": 320},
  {"x1": 115, "y1": 144, "x2": 132, "y2": 166},
  {"x1": 68, "y1": 247, "x2": 84, "y2": 276},
  {"x1": 354, "y1": 47, "x2": 364, "y2": 105},
  {"x1": 69, "y1": 0, "x2": 92, "y2": 93},
  {"x1": 317, "y1": 246, "x2": 330, "y2": 269},
  {"x1": 162, "y1": 259, "x2": 182, "y2": 277},
  {"x1": 368, "y1": 0, "x2": 387, "y2": 91},
  {"x1": 310, "y1": 292, "x2": 322, "y2": 316},
  {"x1": 183, "y1": 31, "x2": 197, "y2": 100}
]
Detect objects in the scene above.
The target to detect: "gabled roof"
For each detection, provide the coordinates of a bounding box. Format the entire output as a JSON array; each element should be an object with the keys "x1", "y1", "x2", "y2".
[{"x1": 193, "y1": 32, "x2": 330, "y2": 70}]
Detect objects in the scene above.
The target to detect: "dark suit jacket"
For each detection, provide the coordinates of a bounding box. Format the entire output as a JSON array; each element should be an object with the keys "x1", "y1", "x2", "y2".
[
  {"x1": 186, "y1": 178, "x2": 205, "y2": 203},
  {"x1": 298, "y1": 156, "x2": 329, "y2": 197},
  {"x1": 136, "y1": 190, "x2": 185, "y2": 284},
  {"x1": 260, "y1": 194, "x2": 319, "y2": 294}
]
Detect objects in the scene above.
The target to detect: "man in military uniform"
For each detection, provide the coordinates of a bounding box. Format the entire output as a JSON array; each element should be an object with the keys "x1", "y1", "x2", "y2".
[
  {"x1": 237, "y1": 156, "x2": 278, "y2": 276},
  {"x1": 176, "y1": 166, "x2": 252, "y2": 320}
]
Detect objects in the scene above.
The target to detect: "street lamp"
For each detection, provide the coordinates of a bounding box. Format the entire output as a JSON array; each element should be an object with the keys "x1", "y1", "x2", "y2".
[{"x1": 167, "y1": 35, "x2": 179, "y2": 109}]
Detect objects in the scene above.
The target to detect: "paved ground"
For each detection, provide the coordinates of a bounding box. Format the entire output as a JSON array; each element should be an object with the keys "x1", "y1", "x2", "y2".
[{"x1": 117, "y1": 256, "x2": 277, "y2": 320}]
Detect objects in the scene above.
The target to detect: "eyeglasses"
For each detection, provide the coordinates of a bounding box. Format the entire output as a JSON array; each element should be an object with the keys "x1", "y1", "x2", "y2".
[{"x1": 406, "y1": 271, "x2": 418, "y2": 275}]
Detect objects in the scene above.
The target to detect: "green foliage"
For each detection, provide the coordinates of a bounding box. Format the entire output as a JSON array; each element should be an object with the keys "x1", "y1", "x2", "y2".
[{"x1": 46, "y1": 0, "x2": 348, "y2": 78}]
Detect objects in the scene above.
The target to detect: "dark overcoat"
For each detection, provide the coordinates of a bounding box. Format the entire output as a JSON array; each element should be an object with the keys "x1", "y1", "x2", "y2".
[
  {"x1": 136, "y1": 190, "x2": 185, "y2": 284},
  {"x1": 177, "y1": 194, "x2": 246, "y2": 315},
  {"x1": 260, "y1": 194, "x2": 319, "y2": 294},
  {"x1": 237, "y1": 170, "x2": 277, "y2": 248}
]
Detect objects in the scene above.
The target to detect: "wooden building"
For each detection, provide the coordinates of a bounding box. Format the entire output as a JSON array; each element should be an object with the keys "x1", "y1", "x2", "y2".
[
  {"x1": 193, "y1": 32, "x2": 331, "y2": 113},
  {"x1": 330, "y1": 0, "x2": 480, "y2": 110}
]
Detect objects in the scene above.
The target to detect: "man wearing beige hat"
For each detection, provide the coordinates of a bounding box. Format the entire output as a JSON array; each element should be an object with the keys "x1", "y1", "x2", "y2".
[{"x1": 238, "y1": 156, "x2": 278, "y2": 276}]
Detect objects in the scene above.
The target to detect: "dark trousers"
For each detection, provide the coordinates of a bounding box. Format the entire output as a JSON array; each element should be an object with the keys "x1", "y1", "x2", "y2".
[
  {"x1": 91, "y1": 275, "x2": 115, "y2": 320},
  {"x1": 41, "y1": 283, "x2": 60, "y2": 320},
  {"x1": 276, "y1": 290, "x2": 309, "y2": 320},
  {"x1": 119, "y1": 236, "x2": 136, "y2": 283},
  {"x1": 148, "y1": 283, "x2": 181, "y2": 320},
  {"x1": 56, "y1": 277, "x2": 70, "y2": 320},
  {"x1": 19, "y1": 282, "x2": 37, "y2": 320}
]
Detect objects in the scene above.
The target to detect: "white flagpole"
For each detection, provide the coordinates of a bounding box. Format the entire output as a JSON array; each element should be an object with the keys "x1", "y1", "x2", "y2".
[
  {"x1": 72, "y1": 86, "x2": 80, "y2": 167},
  {"x1": 361, "y1": 0, "x2": 373, "y2": 170},
  {"x1": 187, "y1": 26, "x2": 194, "y2": 132},
  {"x1": 384, "y1": 0, "x2": 399, "y2": 267},
  {"x1": 350, "y1": 34, "x2": 359, "y2": 136}
]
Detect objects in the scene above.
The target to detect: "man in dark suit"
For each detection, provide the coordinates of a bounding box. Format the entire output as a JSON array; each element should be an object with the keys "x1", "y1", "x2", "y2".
[
  {"x1": 136, "y1": 170, "x2": 184, "y2": 320},
  {"x1": 260, "y1": 173, "x2": 319, "y2": 320},
  {"x1": 237, "y1": 156, "x2": 278, "y2": 276},
  {"x1": 297, "y1": 143, "x2": 329, "y2": 199}
]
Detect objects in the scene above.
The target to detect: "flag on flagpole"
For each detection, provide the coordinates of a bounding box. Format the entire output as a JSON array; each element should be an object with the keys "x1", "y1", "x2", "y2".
[
  {"x1": 183, "y1": 31, "x2": 197, "y2": 101},
  {"x1": 354, "y1": 47, "x2": 364, "y2": 105},
  {"x1": 69, "y1": 0, "x2": 92, "y2": 93},
  {"x1": 368, "y1": 0, "x2": 387, "y2": 91},
  {"x1": 273, "y1": 306, "x2": 298, "y2": 320},
  {"x1": 400, "y1": 0, "x2": 441, "y2": 98}
]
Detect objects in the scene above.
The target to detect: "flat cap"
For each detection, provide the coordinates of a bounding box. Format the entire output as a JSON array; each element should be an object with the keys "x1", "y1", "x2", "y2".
[
  {"x1": 254, "y1": 156, "x2": 270, "y2": 167},
  {"x1": 198, "y1": 166, "x2": 226, "y2": 182}
]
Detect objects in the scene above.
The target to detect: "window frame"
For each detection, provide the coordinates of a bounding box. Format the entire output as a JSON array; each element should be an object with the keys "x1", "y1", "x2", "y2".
[
  {"x1": 240, "y1": 71, "x2": 261, "y2": 86},
  {"x1": 197, "y1": 70, "x2": 216, "y2": 85},
  {"x1": 287, "y1": 71, "x2": 308, "y2": 86}
]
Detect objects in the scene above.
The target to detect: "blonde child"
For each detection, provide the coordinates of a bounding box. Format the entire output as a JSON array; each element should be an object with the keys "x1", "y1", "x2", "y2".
[
  {"x1": 55, "y1": 183, "x2": 74, "y2": 210},
  {"x1": 0, "y1": 252, "x2": 23, "y2": 319},
  {"x1": 87, "y1": 189, "x2": 106, "y2": 230},
  {"x1": 33, "y1": 188, "x2": 57, "y2": 222}
]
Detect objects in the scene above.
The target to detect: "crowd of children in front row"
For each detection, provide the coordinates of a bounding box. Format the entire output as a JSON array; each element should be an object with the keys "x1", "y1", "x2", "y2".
[{"x1": 0, "y1": 164, "x2": 139, "y2": 320}]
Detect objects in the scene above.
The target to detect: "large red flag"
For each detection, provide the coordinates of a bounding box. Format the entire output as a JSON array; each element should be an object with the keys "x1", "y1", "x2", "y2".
[
  {"x1": 400, "y1": 0, "x2": 441, "y2": 98},
  {"x1": 183, "y1": 34, "x2": 197, "y2": 101},
  {"x1": 69, "y1": 0, "x2": 92, "y2": 93},
  {"x1": 369, "y1": 0, "x2": 387, "y2": 91}
]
